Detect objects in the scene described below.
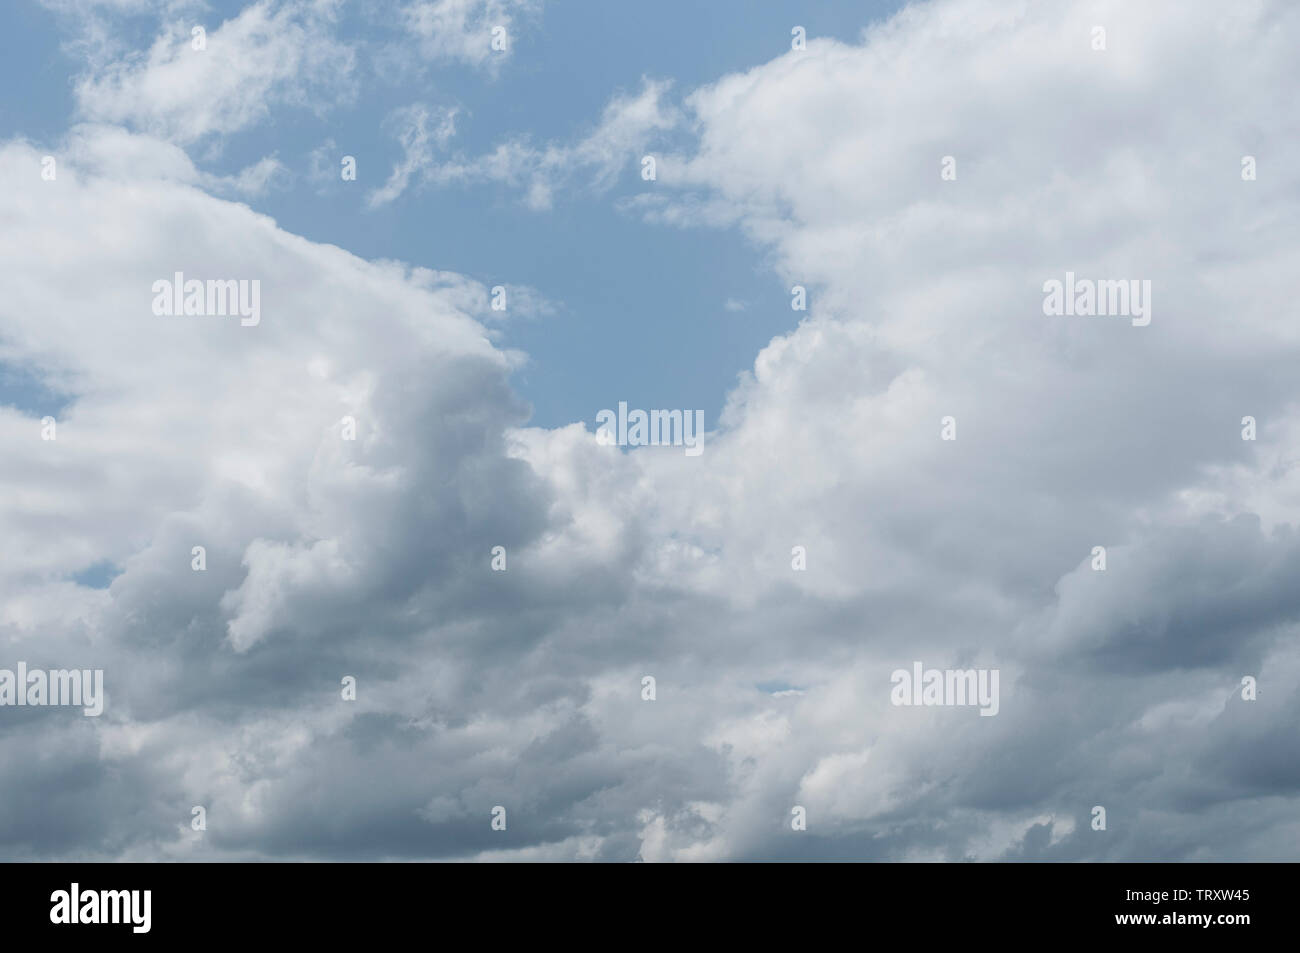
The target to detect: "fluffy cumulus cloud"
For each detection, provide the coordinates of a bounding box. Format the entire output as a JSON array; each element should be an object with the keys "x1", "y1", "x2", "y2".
[{"x1": 3, "y1": 0, "x2": 1299, "y2": 861}]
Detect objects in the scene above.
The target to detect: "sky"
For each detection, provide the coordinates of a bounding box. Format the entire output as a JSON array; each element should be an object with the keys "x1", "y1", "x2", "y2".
[
  {"x1": 0, "y1": 0, "x2": 1298, "y2": 862},
  {"x1": 1, "y1": 0, "x2": 906, "y2": 430}
]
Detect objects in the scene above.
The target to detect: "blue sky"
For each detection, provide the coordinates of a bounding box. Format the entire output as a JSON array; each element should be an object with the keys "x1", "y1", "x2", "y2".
[{"x1": 5, "y1": 0, "x2": 904, "y2": 429}]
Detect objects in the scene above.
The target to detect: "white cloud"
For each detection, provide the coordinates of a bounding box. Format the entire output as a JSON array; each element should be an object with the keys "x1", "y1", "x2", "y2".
[
  {"x1": 509, "y1": 0, "x2": 1300, "y2": 859},
  {"x1": 73, "y1": 0, "x2": 357, "y2": 144},
  {"x1": 401, "y1": 0, "x2": 541, "y2": 68},
  {"x1": 381, "y1": 79, "x2": 680, "y2": 209},
  {"x1": 366, "y1": 103, "x2": 460, "y2": 208}
]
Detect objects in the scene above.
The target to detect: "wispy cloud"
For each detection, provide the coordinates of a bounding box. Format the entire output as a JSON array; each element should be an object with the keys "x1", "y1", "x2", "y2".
[
  {"x1": 366, "y1": 103, "x2": 460, "y2": 208},
  {"x1": 369, "y1": 79, "x2": 679, "y2": 209}
]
